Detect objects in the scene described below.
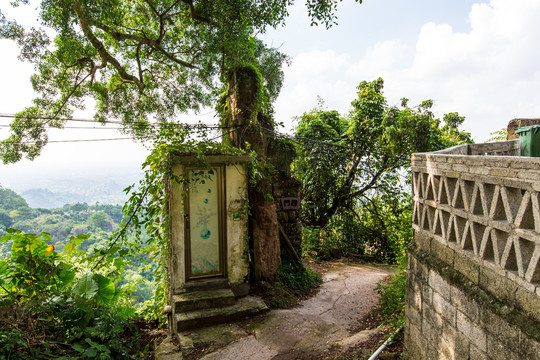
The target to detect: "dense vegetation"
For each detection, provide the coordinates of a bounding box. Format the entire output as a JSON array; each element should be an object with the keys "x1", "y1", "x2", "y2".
[
  {"x1": 294, "y1": 78, "x2": 472, "y2": 264},
  {"x1": 0, "y1": 187, "x2": 154, "y2": 304}
]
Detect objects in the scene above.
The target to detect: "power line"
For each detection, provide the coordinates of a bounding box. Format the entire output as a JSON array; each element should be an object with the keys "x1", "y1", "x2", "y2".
[{"x1": 0, "y1": 113, "x2": 227, "y2": 129}]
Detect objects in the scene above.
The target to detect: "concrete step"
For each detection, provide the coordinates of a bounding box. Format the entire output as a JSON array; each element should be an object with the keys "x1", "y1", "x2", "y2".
[
  {"x1": 183, "y1": 278, "x2": 229, "y2": 292},
  {"x1": 176, "y1": 296, "x2": 268, "y2": 331},
  {"x1": 173, "y1": 288, "x2": 236, "y2": 313}
]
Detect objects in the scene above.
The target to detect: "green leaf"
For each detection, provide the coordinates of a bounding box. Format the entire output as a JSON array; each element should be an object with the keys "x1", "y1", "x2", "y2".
[
  {"x1": 72, "y1": 343, "x2": 85, "y2": 353},
  {"x1": 85, "y1": 348, "x2": 97, "y2": 358},
  {"x1": 93, "y1": 274, "x2": 116, "y2": 303},
  {"x1": 73, "y1": 272, "x2": 98, "y2": 299}
]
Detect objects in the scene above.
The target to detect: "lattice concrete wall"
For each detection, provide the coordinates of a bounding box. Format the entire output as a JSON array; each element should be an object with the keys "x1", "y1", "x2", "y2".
[{"x1": 405, "y1": 140, "x2": 540, "y2": 359}]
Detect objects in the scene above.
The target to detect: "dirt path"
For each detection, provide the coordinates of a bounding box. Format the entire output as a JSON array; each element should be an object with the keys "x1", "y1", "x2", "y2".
[{"x1": 190, "y1": 262, "x2": 393, "y2": 360}]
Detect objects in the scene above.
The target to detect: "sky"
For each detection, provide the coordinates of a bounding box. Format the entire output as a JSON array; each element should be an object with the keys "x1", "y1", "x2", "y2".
[{"x1": 1, "y1": 0, "x2": 540, "y2": 192}]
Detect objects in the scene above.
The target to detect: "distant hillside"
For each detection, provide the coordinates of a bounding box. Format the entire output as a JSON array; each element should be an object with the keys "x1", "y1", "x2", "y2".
[{"x1": 21, "y1": 183, "x2": 130, "y2": 209}]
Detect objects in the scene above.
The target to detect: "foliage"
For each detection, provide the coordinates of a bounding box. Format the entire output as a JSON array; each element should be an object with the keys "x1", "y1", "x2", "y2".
[
  {"x1": 0, "y1": 0, "x2": 364, "y2": 163},
  {"x1": 294, "y1": 78, "x2": 472, "y2": 263},
  {"x1": 487, "y1": 127, "x2": 508, "y2": 142},
  {"x1": 257, "y1": 259, "x2": 322, "y2": 308},
  {"x1": 376, "y1": 260, "x2": 406, "y2": 329},
  {"x1": 0, "y1": 229, "x2": 147, "y2": 359}
]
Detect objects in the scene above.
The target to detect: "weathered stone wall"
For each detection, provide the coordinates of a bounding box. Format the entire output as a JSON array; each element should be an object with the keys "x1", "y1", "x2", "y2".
[{"x1": 405, "y1": 140, "x2": 540, "y2": 359}]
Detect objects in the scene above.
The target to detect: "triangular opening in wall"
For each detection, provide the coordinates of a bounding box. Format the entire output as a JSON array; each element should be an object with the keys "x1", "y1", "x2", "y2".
[
  {"x1": 418, "y1": 203, "x2": 425, "y2": 228},
  {"x1": 433, "y1": 211, "x2": 443, "y2": 235},
  {"x1": 462, "y1": 180, "x2": 475, "y2": 210},
  {"x1": 425, "y1": 177, "x2": 435, "y2": 201},
  {"x1": 462, "y1": 222, "x2": 474, "y2": 252},
  {"x1": 528, "y1": 253, "x2": 540, "y2": 284},
  {"x1": 422, "y1": 205, "x2": 431, "y2": 231},
  {"x1": 454, "y1": 216, "x2": 467, "y2": 245},
  {"x1": 421, "y1": 173, "x2": 429, "y2": 199},
  {"x1": 413, "y1": 202, "x2": 420, "y2": 226},
  {"x1": 503, "y1": 187, "x2": 523, "y2": 222},
  {"x1": 433, "y1": 175, "x2": 442, "y2": 201},
  {"x1": 440, "y1": 211, "x2": 451, "y2": 238},
  {"x1": 484, "y1": 183, "x2": 496, "y2": 208},
  {"x1": 516, "y1": 195, "x2": 535, "y2": 230},
  {"x1": 492, "y1": 229, "x2": 509, "y2": 264},
  {"x1": 471, "y1": 222, "x2": 486, "y2": 255},
  {"x1": 439, "y1": 179, "x2": 450, "y2": 205},
  {"x1": 425, "y1": 206, "x2": 436, "y2": 231},
  {"x1": 481, "y1": 229, "x2": 495, "y2": 262},
  {"x1": 412, "y1": 172, "x2": 420, "y2": 197},
  {"x1": 518, "y1": 237, "x2": 535, "y2": 273},
  {"x1": 454, "y1": 184, "x2": 465, "y2": 210},
  {"x1": 446, "y1": 177, "x2": 458, "y2": 203},
  {"x1": 502, "y1": 239, "x2": 518, "y2": 272},
  {"x1": 447, "y1": 216, "x2": 457, "y2": 243},
  {"x1": 491, "y1": 190, "x2": 508, "y2": 223},
  {"x1": 471, "y1": 185, "x2": 484, "y2": 216}
]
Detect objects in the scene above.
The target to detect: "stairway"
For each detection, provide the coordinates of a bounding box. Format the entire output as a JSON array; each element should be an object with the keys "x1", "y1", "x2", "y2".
[{"x1": 173, "y1": 278, "x2": 267, "y2": 331}]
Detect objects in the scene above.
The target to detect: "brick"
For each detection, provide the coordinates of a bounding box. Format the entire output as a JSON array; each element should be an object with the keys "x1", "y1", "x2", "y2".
[
  {"x1": 454, "y1": 251, "x2": 479, "y2": 284},
  {"x1": 470, "y1": 344, "x2": 488, "y2": 360},
  {"x1": 515, "y1": 287, "x2": 540, "y2": 323},
  {"x1": 517, "y1": 171, "x2": 540, "y2": 181},
  {"x1": 429, "y1": 269, "x2": 452, "y2": 301},
  {"x1": 431, "y1": 239, "x2": 455, "y2": 266},
  {"x1": 457, "y1": 311, "x2": 487, "y2": 351},
  {"x1": 432, "y1": 291, "x2": 456, "y2": 326},
  {"x1": 478, "y1": 266, "x2": 518, "y2": 303},
  {"x1": 489, "y1": 168, "x2": 518, "y2": 178},
  {"x1": 481, "y1": 307, "x2": 521, "y2": 352},
  {"x1": 519, "y1": 331, "x2": 540, "y2": 360},
  {"x1": 486, "y1": 334, "x2": 522, "y2": 360},
  {"x1": 469, "y1": 166, "x2": 491, "y2": 176},
  {"x1": 452, "y1": 286, "x2": 480, "y2": 322},
  {"x1": 452, "y1": 164, "x2": 469, "y2": 173}
]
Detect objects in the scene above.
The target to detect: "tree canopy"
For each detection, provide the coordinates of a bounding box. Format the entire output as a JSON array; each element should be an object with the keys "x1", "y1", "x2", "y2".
[
  {"x1": 0, "y1": 0, "x2": 362, "y2": 163},
  {"x1": 293, "y1": 78, "x2": 473, "y2": 229}
]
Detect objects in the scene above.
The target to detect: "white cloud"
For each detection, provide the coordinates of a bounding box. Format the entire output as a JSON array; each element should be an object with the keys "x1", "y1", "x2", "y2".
[{"x1": 276, "y1": 0, "x2": 540, "y2": 141}]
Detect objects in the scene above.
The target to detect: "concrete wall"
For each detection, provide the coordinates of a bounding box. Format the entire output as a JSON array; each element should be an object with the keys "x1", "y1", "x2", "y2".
[
  {"x1": 168, "y1": 155, "x2": 250, "y2": 295},
  {"x1": 406, "y1": 140, "x2": 540, "y2": 359}
]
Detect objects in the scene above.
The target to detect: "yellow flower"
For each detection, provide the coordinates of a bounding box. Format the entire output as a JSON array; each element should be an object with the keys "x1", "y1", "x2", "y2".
[{"x1": 45, "y1": 244, "x2": 54, "y2": 256}]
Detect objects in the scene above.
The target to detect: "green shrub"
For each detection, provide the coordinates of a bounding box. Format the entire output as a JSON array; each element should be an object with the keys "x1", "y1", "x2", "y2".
[
  {"x1": 376, "y1": 256, "x2": 406, "y2": 329},
  {"x1": 258, "y1": 259, "x2": 322, "y2": 308},
  {"x1": 0, "y1": 229, "x2": 147, "y2": 359}
]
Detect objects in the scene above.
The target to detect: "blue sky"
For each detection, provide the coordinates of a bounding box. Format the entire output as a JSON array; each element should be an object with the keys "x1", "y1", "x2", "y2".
[{"x1": 1, "y1": 0, "x2": 539, "y2": 191}]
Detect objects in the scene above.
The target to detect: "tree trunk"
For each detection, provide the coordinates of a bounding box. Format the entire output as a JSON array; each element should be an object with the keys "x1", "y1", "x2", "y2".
[{"x1": 225, "y1": 67, "x2": 280, "y2": 282}]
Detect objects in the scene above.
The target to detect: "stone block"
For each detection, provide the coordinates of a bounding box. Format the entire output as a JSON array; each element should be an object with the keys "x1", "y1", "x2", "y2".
[
  {"x1": 423, "y1": 301, "x2": 444, "y2": 330},
  {"x1": 489, "y1": 168, "x2": 517, "y2": 178},
  {"x1": 457, "y1": 311, "x2": 487, "y2": 351},
  {"x1": 452, "y1": 286, "x2": 480, "y2": 323},
  {"x1": 486, "y1": 334, "x2": 522, "y2": 360},
  {"x1": 410, "y1": 277, "x2": 423, "y2": 312},
  {"x1": 479, "y1": 266, "x2": 518, "y2": 303},
  {"x1": 429, "y1": 269, "x2": 452, "y2": 301},
  {"x1": 469, "y1": 166, "x2": 491, "y2": 176},
  {"x1": 414, "y1": 230, "x2": 432, "y2": 253},
  {"x1": 452, "y1": 164, "x2": 470, "y2": 173},
  {"x1": 481, "y1": 307, "x2": 521, "y2": 352},
  {"x1": 515, "y1": 287, "x2": 540, "y2": 323},
  {"x1": 432, "y1": 291, "x2": 456, "y2": 326},
  {"x1": 405, "y1": 322, "x2": 427, "y2": 359},
  {"x1": 519, "y1": 331, "x2": 540, "y2": 360},
  {"x1": 517, "y1": 171, "x2": 540, "y2": 181},
  {"x1": 454, "y1": 251, "x2": 479, "y2": 284},
  {"x1": 431, "y1": 239, "x2": 455, "y2": 266},
  {"x1": 406, "y1": 303, "x2": 422, "y2": 330},
  {"x1": 470, "y1": 344, "x2": 488, "y2": 360}
]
